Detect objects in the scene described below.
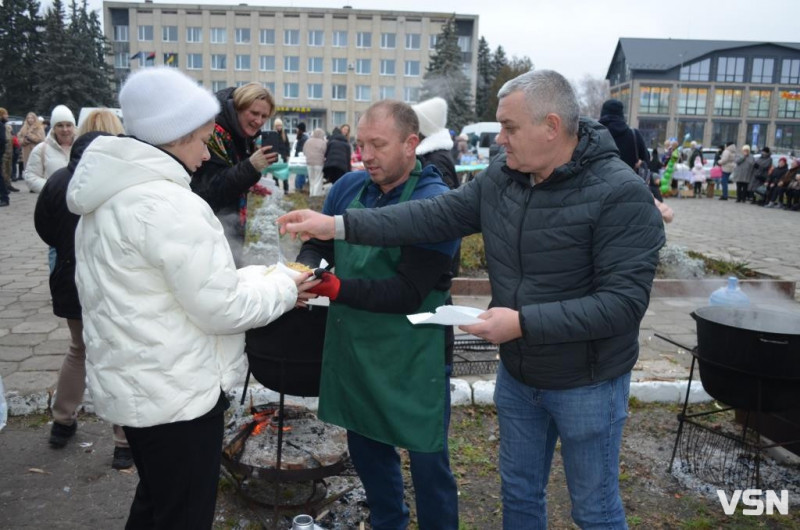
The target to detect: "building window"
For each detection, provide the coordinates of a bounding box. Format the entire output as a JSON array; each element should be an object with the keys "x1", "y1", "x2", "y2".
[
  {"x1": 284, "y1": 56, "x2": 299, "y2": 72},
  {"x1": 284, "y1": 29, "x2": 299, "y2": 46},
  {"x1": 308, "y1": 57, "x2": 323, "y2": 73},
  {"x1": 405, "y1": 33, "x2": 420, "y2": 50},
  {"x1": 262, "y1": 81, "x2": 275, "y2": 94},
  {"x1": 138, "y1": 25, "x2": 153, "y2": 41},
  {"x1": 332, "y1": 58, "x2": 347, "y2": 74},
  {"x1": 780, "y1": 59, "x2": 800, "y2": 84},
  {"x1": 333, "y1": 30, "x2": 348, "y2": 47},
  {"x1": 677, "y1": 87, "x2": 708, "y2": 116},
  {"x1": 639, "y1": 86, "x2": 670, "y2": 114},
  {"x1": 777, "y1": 96, "x2": 800, "y2": 119},
  {"x1": 357, "y1": 31, "x2": 371, "y2": 48},
  {"x1": 114, "y1": 52, "x2": 130, "y2": 69},
  {"x1": 210, "y1": 28, "x2": 226, "y2": 44},
  {"x1": 284, "y1": 83, "x2": 299, "y2": 99},
  {"x1": 748, "y1": 90, "x2": 771, "y2": 118},
  {"x1": 162, "y1": 25, "x2": 177, "y2": 42},
  {"x1": 716, "y1": 57, "x2": 745, "y2": 83},
  {"x1": 457, "y1": 36, "x2": 471, "y2": 53},
  {"x1": 775, "y1": 124, "x2": 800, "y2": 151},
  {"x1": 356, "y1": 59, "x2": 371, "y2": 75},
  {"x1": 187, "y1": 53, "x2": 202, "y2": 70},
  {"x1": 212, "y1": 80, "x2": 226, "y2": 93},
  {"x1": 308, "y1": 83, "x2": 323, "y2": 99},
  {"x1": 380, "y1": 86, "x2": 396, "y2": 100},
  {"x1": 404, "y1": 86, "x2": 420, "y2": 103},
  {"x1": 332, "y1": 111, "x2": 346, "y2": 127},
  {"x1": 235, "y1": 81, "x2": 247, "y2": 88},
  {"x1": 679, "y1": 59, "x2": 710, "y2": 82},
  {"x1": 260, "y1": 28, "x2": 274, "y2": 45},
  {"x1": 113, "y1": 25, "x2": 128, "y2": 42},
  {"x1": 259, "y1": 55, "x2": 275, "y2": 71},
  {"x1": 235, "y1": 28, "x2": 250, "y2": 44},
  {"x1": 380, "y1": 59, "x2": 396, "y2": 76},
  {"x1": 637, "y1": 119, "x2": 668, "y2": 147},
  {"x1": 332, "y1": 84, "x2": 347, "y2": 100},
  {"x1": 211, "y1": 54, "x2": 227, "y2": 70},
  {"x1": 186, "y1": 27, "x2": 202, "y2": 43},
  {"x1": 713, "y1": 89, "x2": 743, "y2": 117},
  {"x1": 678, "y1": 121, "x2": 705, "y2": 146},
  {"x1": 404, "y1": 60, "x2": 420, "y2": 77},
  {"x1": 711, "y1": 122, "x2": 739, "y2": 147},
  {"x1": 164, "y1": 53, "x2": 178, "y2": 67},
  {"x1": 381, "y1": 32, "x2": 396, "y2": 49},
  {"x1": 235, "y1": 54, "x2": 251, "y2": 71},
  {"x1": 429, "y1": 34, "x2": 438, "y2": 49},
  {"x1": 746, "y1": 122, "x2": 768, "y2": 148},
  {"x1": 751, "y1": 58, "x2": 774, "y2": 84},
  {"x1": 355, "y1": 85, "x2": 371, "y2": 101},
  {"x1": 307, "y1": 29, "x2": 323, "y2": 47}
]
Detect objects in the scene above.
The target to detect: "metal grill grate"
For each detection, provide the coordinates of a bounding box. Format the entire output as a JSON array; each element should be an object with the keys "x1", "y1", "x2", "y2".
[{"x1": 452, "y1": 337, "x2": 499, "y2": 376}]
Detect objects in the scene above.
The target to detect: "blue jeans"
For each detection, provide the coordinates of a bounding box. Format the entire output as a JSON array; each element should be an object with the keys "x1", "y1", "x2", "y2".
[
  {"x1": 494, "y1": 363, "x2": 630, "y2": 529},
  {"x1": 347, "y1": 365, "x2": 458, "y2": 530},
  {"x1": 721, "y1": 172, "x2": 731, "y2": 198},
  {"x1": 294, "y1": 173, "x2": 307, "y2": 191}
]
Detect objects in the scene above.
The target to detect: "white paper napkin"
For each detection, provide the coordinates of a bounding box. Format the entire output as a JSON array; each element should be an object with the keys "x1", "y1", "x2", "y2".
[{"x1": 407, "y1": 305, "x2": 485, "y2": 326}]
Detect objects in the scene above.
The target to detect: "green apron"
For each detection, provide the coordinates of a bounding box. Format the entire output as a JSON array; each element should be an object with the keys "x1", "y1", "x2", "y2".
[{"x1": 318, "y1": 171, "x2": 449, "y2": 453}]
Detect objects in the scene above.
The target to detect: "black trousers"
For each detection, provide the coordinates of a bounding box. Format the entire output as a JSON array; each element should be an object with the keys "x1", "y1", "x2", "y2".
[
  {"x1": 122, "y1": 393, "x2": 228, "y2": 530},
  {"x1": 735, "y1": 182, "x2": 749, "y2": 202}
]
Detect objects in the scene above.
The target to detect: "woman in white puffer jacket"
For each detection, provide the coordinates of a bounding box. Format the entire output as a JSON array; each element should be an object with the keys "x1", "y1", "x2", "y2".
[
  {"x1": 67, "y1": 67, "x2": 319, "y2": 529},
  {"x1": 24, "y1": 105, "x2": 75, "y2": 193}
]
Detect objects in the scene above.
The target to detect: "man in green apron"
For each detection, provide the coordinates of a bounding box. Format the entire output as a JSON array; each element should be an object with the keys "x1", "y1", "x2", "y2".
[{"x1": 297, "y1": 100, "x2": 459, "y2": 530}]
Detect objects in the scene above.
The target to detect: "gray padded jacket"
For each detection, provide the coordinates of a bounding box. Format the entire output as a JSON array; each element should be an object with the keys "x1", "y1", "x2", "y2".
[{"x1": 343, "y1": 119, "x2": 666, "y2": 389}]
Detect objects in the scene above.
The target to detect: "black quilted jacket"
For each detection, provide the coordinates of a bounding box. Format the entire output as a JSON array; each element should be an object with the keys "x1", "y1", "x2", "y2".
[{"x1": 343, "y1": 119, "x2": 666, "y2": 389}]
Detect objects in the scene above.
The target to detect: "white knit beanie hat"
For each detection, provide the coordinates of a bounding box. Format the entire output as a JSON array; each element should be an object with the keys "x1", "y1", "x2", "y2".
[
  {"x1": 50, "y1": 105, "x2": 75, "y2": 126},
  {"x1": 119, "y1": 67, "x2": 220, "y2": 145},
  {"x1": 412, "y1": 97, "x2": 448, "y2": 137}
]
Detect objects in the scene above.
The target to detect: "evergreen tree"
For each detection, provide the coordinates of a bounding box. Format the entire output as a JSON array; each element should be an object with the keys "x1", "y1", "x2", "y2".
[
  {"x1": 491, "y1": 46, "x2": 508, "y2": 80},
  {"x1": 69, "y1": 0, "x2": 116, "y2": 108},
  {"x1": 0, "y1": 0, "x2": 45, "y2": 115},
  {"x1": 421, "y1": 15, "x2": 475, "y2": 132},
  {"x1": 486, "y1": 56, "x2": 533, "y2": 123},
  {"x1": 475, "y1": 37, "x2": 493, "y2": 121}
]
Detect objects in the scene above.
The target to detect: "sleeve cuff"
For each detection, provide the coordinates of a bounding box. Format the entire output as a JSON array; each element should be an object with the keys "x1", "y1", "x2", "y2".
[{"x1": 334, "y1": 215, "x2": 346, "y2": 240}]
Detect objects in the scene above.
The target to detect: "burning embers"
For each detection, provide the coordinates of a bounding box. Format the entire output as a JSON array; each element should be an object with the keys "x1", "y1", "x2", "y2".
[{"x1": 223, "y1": 403, "x2": 348, "y2": 480}]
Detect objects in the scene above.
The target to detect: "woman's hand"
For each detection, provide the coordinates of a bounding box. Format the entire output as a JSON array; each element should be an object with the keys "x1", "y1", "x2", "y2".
[
  {"x1": 293, "y1": 273, "x2": 322, "y2": 308},
  {"x1": 250, "y1": 146, "x2": 280, "y2": 172}
]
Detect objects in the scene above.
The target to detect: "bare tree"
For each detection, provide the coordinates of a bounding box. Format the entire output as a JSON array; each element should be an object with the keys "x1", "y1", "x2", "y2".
[{"x1": 574, "y1": 75, "x2": 609, "y2": 119}]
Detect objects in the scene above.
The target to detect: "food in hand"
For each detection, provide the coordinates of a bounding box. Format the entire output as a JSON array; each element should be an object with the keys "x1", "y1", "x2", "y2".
[{"x1": 286, "y1": 262, "x2": 313, "y2": 273}]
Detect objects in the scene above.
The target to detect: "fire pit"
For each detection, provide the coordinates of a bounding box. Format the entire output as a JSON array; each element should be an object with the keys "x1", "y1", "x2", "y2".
[{"x1": 222, "y1": 403, "x2": 348, "y2": 507}]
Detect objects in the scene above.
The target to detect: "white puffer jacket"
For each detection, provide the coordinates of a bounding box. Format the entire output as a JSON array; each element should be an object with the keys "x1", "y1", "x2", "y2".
[
  {"x1": 67, "y1": 136, "x2": 297, "y2": 427},
  {"x1": 24, "y1": 132, "x2": 72, "y2": 193}
]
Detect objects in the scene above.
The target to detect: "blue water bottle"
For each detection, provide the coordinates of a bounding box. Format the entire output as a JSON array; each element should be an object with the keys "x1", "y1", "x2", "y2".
[{"x1": 708, "y1": 277, "x2": 750, "y2": 307}]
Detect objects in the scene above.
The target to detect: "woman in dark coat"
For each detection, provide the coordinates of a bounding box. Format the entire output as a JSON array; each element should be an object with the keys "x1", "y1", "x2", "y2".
[{"x1": 323, "y1": 128, "x2": 351, "y2": 184}]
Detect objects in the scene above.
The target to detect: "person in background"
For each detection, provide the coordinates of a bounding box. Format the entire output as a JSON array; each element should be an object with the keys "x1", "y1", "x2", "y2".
[
  {"x1": 750, "y1": 146, "x2": 773, "y2": 204},
  {"x1": 413, "y1": 97, "x2": 458, "y2": 190},
  {"x1": 690, "y1": 156, "x2": 706, "y2": 197},
  {"x1": 270, "y1": 118, "x2": 291, "y2": 194},
  {"x1": 323, "y1": 127, "x2": 351, "y2": 185},
  {"x1": 295, "y1": 100, "x2": 459, "y2": 530},
  {"x1": 278, "y1": 69, "x2": 665, "y2": 529},
  {"x1": 0, "y1": 108, "x2": 18, "y2": 193},
  {"x1": 786, "y1": 161, "x2": 800, "y2": 210},
  {"x1": 24, "y1": 105, "x2": 75, "y2": 193},
  {"x1": 18, "y1": 111, "x2": 45, "y2": 170},
  {"x1": 648, "y1": 143, "x2": 664, "y2": 201},
  {"x1": 764, "y1": 157, "x2": 788, "y2": 208},
  {"x1": 687, "y1": 141, "x2": 704, "y2": 170},
  {"x1": 732, "y1": 145, "x2": 755, "y2": 203},
  {"x1": 0, "y1": 108, "x2": 10, "y2": 206},
  {"x1": 67, "y1": 67, "x2": 317, "y2": 529},
  {"x1": 294, "y1": 122, "x2": 310, "y2": 192},
  {"x1": 718, "y1": 141, "x2": 736, "y2": 200},
  {"x1": 303, "y1": 128, "x2": 327, "y2": 197},
  {"x1": 34, "y1": 110, "x2": 133, "y2": 468},
  {"x1": 598, "y1": 99, "x2": 650, "y2": 170},
  {"x1": 190, "y1": 82, "x2": 280, "y2": 263}
]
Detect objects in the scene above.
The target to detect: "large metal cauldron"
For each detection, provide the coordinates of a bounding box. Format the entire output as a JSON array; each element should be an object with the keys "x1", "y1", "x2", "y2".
[
  {"x1": 245, "y1": 306, "x2": 327, "y2": 397},
  {"x1": 691, "y1": 306, "x2": 800, "y2": 412}
]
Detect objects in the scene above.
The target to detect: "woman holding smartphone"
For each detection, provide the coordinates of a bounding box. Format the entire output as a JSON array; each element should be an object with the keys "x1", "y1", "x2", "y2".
[{"x1": 190, "y1": 82, "x2": 279, "y2": 263}]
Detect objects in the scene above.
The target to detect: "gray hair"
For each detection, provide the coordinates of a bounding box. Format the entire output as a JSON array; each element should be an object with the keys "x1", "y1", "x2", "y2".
[{"x1": 498, "y1": 70, "x2": 579, "y2": 136}]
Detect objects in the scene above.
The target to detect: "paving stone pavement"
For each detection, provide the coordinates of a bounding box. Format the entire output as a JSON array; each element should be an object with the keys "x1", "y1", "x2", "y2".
[{"x1": 1, "y1": 189, "x2": 799, "y2": 415}]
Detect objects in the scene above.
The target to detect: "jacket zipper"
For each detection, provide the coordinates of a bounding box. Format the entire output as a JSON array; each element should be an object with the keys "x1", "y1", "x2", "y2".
[{"x1": 514, "y1": 184, "x2": 533, "y2": 382}]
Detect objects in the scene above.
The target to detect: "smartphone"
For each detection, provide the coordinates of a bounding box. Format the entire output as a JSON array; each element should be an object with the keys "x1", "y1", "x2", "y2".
[{"x1": 261, "y1": 130, "x2": 282, "y2": 152}]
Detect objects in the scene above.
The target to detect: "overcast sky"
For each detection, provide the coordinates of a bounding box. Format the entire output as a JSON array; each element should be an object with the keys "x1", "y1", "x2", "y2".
[{"x1": 79, "y1": 0, "x2": 798, "y2": 82}]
